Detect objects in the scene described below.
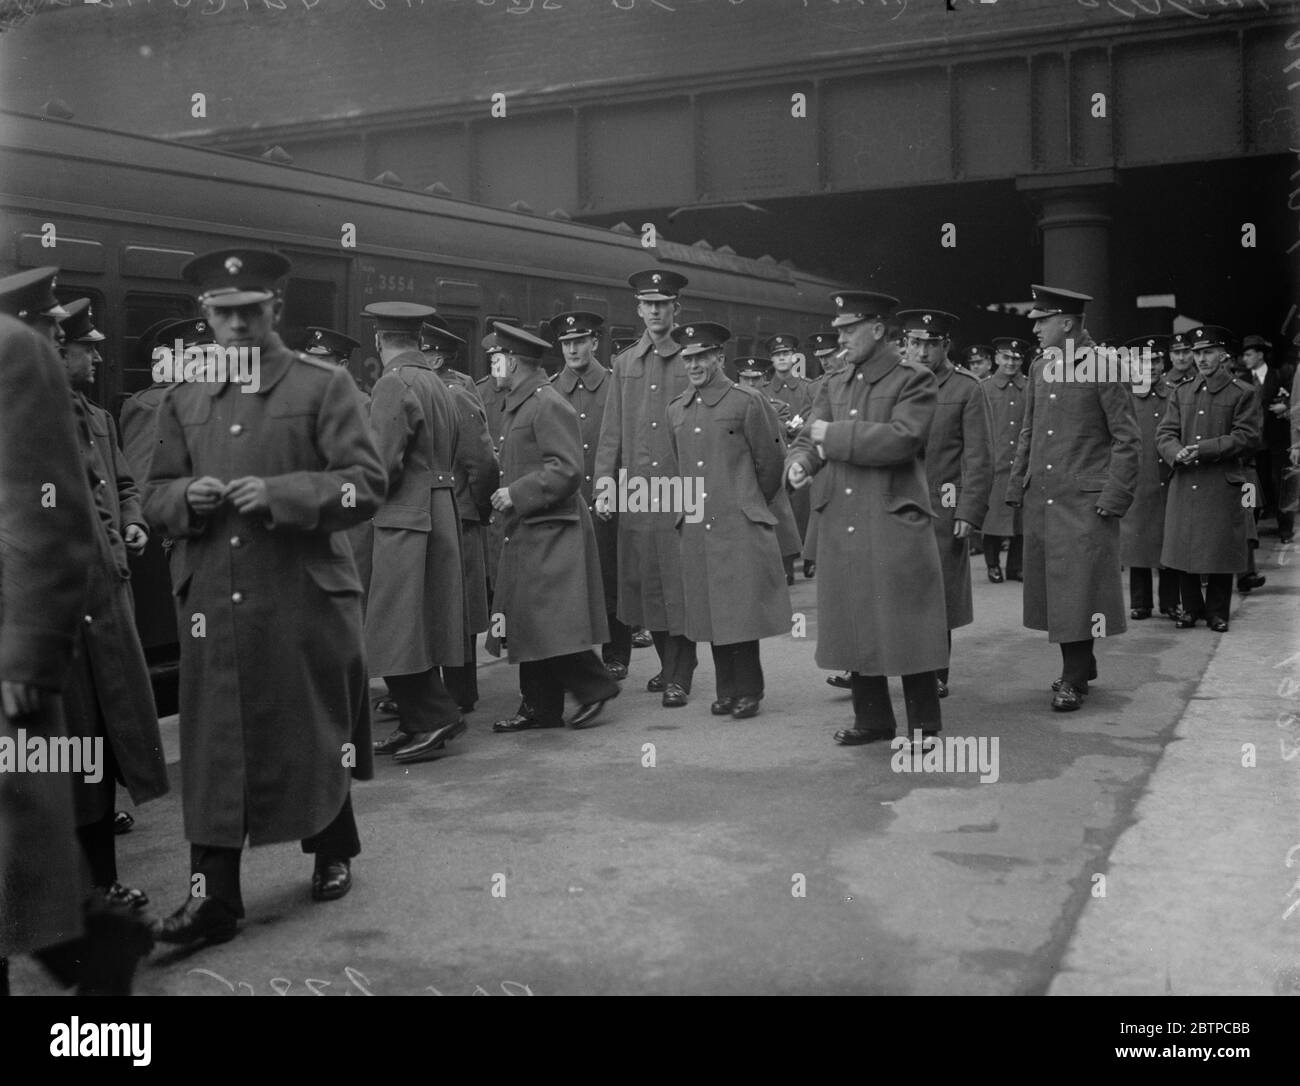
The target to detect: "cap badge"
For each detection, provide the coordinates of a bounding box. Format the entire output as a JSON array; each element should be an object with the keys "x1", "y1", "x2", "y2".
[
  {"x1": 225, "y1": 256, "x2": 243, "y2": 275},
  {"x1": 566, "y1": 316, "x2": 575, "y2": 326},
  {"x1": 652, "y1": 273, "x2": 661, "y2": 284},
  {"x1": 196, "y1": 321, "x2": 206, "y2": 333},
  {"x1": 922, "y1": 314, "x2": 932, "y2": 324},
  {"x1": 835, "y1": 296, "x2": 843, "y2": 307},
  {"x1": 685, "y1": 326, "x2": 694, "y2": 336}
]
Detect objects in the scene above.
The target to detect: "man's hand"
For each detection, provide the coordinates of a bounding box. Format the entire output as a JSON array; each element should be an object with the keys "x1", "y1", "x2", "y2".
[
  {"x1": 1096, "y1": 507, "x2": 1112, "y2": 518},
  {"x1": 1175, "y1": 444, "x2": 1199, "y2": 465},
  {"x1": 1269, "y1": 401, "x2": 1287, "y2": 416},
  {"x1": 2, "y1": 680, "x2": 44, "y2": 719},
  {"x1": 124, "y1": 523, "x2": 149, "y2": 554},
  {"x1": 226, "y1": 476, "x2": 270, "y2": 516},
  {"x1": 594, "y1": 493, "x2": 614, "y2": 520},
  {"x1": 185, "y1": 475, "x2": 227, "y2": 515},
  {"x1": 953, "y1": 519, "x2": 972, "y2": 539},
  {"x1": 809, "y1": 419, "x2": 829, "y2": 444},
  {"x1": 490, "y1": 487, "x2": 514, "y2": 513},
  {"x1": 787, "y1": 462, "x2": 812, "y2": 490}
]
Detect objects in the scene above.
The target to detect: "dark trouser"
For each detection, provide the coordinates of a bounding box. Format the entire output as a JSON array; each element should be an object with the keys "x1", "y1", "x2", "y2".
[
  {"x1": 441, "y1": 634, "x2": 478, "y2": 710},
  {"x1": 984, "y1": 534, "x2": 1023, "y2": 577},
  {"x1": 850, "y1": 672, "x2": 942, "y2": 736},
  {"x1": 190, "y1": 794, "x2": 360, "y2": 918},
  {"x1": 938, "y1": 630, "x2": 952, "y2": 684},
  {"x1": 1239, "y1": 543, "x2": 1259, "y2": 583},
  {"x1": 1180, "y1": 572, "x2": 1233, "y2": 624},
  {"x1": 77, "y1": 808, "x2": 118, "y2": 889},
  {"x1": 649, "y1": 630, "x2": 698, "y2": 692},
  {"x1": 384, "y1": 667, "x2": 462, "y2": 735},
  {"x1": 1268, "y1": 450, "x2": 1294, "y2": 536},
  {"x1": 520, "y1": 651, "x2": 620, "y2": 725},
  {"x1": 1129, "y1": 567, "x2": 1180, "y2": 612},
  {"x1": 603, "y1": 614, "x2": 632, "y2": 668},
  {"x1": 1060, "y1": 638, "x2": 1096, "y2": 687},
  {"x1": 711, "y1": 641, "x2": 764, "y2": 699}
]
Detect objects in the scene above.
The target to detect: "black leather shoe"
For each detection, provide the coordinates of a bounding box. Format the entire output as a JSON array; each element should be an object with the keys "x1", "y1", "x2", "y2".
[
  {"x1": 1238, "y1": 573, "x2": 1266, "y2": 592},
  {"x1": 99, "y1": 882, "x2": 149, "y2": 911},
  {"x1": 393, "y1": 719, "x2": 467, "y2": 764},
  {"x1": 153, "y1": 897, "x2": 239, "y2": 946},
  {"x1": 710, "y1": 697, "x2": 735, "y2": 716},
  {"x1": 803, "y1": 560, "x2": 816, "y2": 579},
  {"x1": 826, "y1": 673, "x2": 852, "y2": 690},
  {"x1": 1174, "y1": 613, "x2": 1199, "y2": 629},
  {"x1": 632, "y1": 628, "x2": 653, "y2": 649},
  {"x1": 569, "y1": 697, "x2": 613, "y2": 729},
  {"x1": 605, "y1": 661, "x2": 629, "y2": 681},
  {"x1": 786, "y1": 572, "x2": 796, "y2": 586},
  {"x1": 834, "y1": 728, "x2": 895, "y2": 746},
  {"x1": 492, "y1": 712, "x2": 563, "y2": 733},
  {"x1": 1130, "y1": 607, "x2": 1151, "y2": 620},
  {"x1": 937, "y1": 678, "x2": 949, "y2": 699},
  {"x1": 113, "y1": 810, "x2": 134, "y2": 835},
  {"x1": 373, "y1": 727, "x2": 409, "y2": 755},
  {"x1": 731, "y1": 696, "x2": 761, "y2": 719},
  {"x1": 1208, "y1": 618, "x2": 1229, "y2": 632},
  {"x1": 661, "y1": 683, "x2": 688, "y2": 708},
  {"x1": 1051, "y1": 677, "x2": 1089, "y2": 694},
  {"x1": 987, "y1": 567, "x2": 1004, "y2": 583},
  {"x1": 1007, "y1": 571, "x2": 1023, "y2": 582},
  {"x1": 311, "y1": 858, "x2": 352, "y2": 902},
  {"x1": 646, "y1": 672, "x2": 666, "y2": 693},
  {"x1": 1051, "y1": 682, "x2": 1086, "y2": 711}
]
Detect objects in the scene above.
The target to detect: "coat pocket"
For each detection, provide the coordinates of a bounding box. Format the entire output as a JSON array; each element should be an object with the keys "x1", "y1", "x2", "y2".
[
  {"x1": 303, "y1": 559, "x2": 363, "y2": 596},
  {"x1": 1075, "y1": 473, "x2": 1108, "y2": 492},
  {"x1": 885, "y1": 493, "x2": 933, "y2": 526},
  {"x1": 521, "y1": 510, "x2": 579, "y2": 525},
  {"x1": 373, "y1": 504, "x2": 432, "y2": 531},
  {"x1": 741, "y1": 503, "x2": 778, "y2": 526}
]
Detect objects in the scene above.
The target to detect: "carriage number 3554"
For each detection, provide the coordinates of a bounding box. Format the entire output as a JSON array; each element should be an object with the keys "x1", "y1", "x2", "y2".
[{"x1": 373, "y1": 274, "x2": 416, "y2": 294}]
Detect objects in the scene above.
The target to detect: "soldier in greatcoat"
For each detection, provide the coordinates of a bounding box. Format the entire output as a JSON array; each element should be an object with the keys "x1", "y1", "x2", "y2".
[
  {"x1": 143, "y1": 249, "x2": 386, "y2": 944},
  {"x1": 981, "y1": 336, "x2": 1031, "y2": 583},
  {"x1": 668, "y1": 325, "x2": 791, "y2": 719},
  {"x1": 57, "y1": 299, "x2": 168, "y2": 911},
  {"x1": 1157, "y1": 326, "x2": 1261, "y2": 632},
  {"x1": 764, "y1": 333, "x2": 816, "y2": 584},
  {"x1": 1, "y1": 269, "x2": 152, "y2": 995},
  {"x1": 1119, "y1": 335, "x2": 1179, "y2": 619},
  {"x1": 787, "y1": 291, "x2": 949, "y2": 747},
  {"x1": 733, "y1": 355, "x2": 804, "y2": 565},
  {"x1": 1006, "y1": 285, "x2": 1140, "y2": 712},
  {"x1": 594, "y1": 270, "x2": 697, "y2": 707},
  {"x1": 363, "y1": 302, "x2": 470, "y2": 764},
  {"x1": 899, "y1": 309, "x2": 994, "y2": 700},
  {"x1": 485, "y1": 323, "x2": 619, "y2": 732},
  {"x1": 548, "y1": 311, "x2": 632, "y2": 681}
]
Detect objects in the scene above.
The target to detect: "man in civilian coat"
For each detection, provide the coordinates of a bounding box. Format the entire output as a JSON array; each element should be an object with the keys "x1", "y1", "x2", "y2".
[
  {"x1": 787, "y1": 291, "x2": 949, "y2": 747},
  {"x1": 594, "y1": 270, "x2": 697, "y2": 707},
  {"x1": 478, "y1": 338, "x2": 514, "y2": 603},
  {"x1": 1242, "y1": 334, "x2": 1295, "y2": 543},
  {"x1": 982, "y1": 336, "x2": 1031, "y2": 583},
  {"x1": 486, "y1": 323, "x2": 619, "y2": 732},
  {"x1": 765, "y1": 333, "x2": 816, "y2": 584},
  {"x1": 1120, "y1": 335, "x2": 1179, "y2": 620},
  {"x1": 57, "y1": 299, "x2": 168, "y2": 912},
  {"x1": 363, "y1": 302, "x2": 470, "y2": 764},
  {"x1": 548, "y1": 312, "x2": 633, "y2": 681},
  {"x1": 1157, "y1": 326, "x2": 1261, "y2": 632},
  {"x1": 669, "y1": 324, "x2": 791, "y2": 719},
  {"x1": 1006, "y1": 285, "x2": 1140, "y2": 712},
  {"x1": 426, "y1": 322, "x2": 500, "y2": 712},
  {"x1": 1, "y1": 269, "x2": 151, "y2": 995},
  {"x1": 144, "y1": 249, "x2": 386, "y2": 944},
  {"x1": 898, "y1": 309, "x2": 994, "y2": 699}
]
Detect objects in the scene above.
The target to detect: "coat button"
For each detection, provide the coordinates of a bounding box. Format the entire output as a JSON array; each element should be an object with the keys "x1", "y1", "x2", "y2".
[
  {"x1": 650, "y1": 384, "x2": 658, "y2": 391},
  {"x1": 231, "y1": 591, "x2": 244, "y2": 604},
  {"x1": 1049, "y1": 394, "x2": 1056, "y2": 400},
  {"x1": 849, "y1": 408, "x2": 858, "y2": 416},
  {"x1": 1047, "y1": 499, "x2": 1054, "y2": 504},
  {"x1": 857, "y1": 373, "x2": 863, "y2": 380},
  {"x1": 504, "y1": 536, "x2": 510, "y2": 543},
  {"x1": 847, "y1": 525, "x2": 855, "y2": 533},
  {"x1": 583, "y1": 443, "x2": 590, "y2": 450},
  {"x1": 845, "y1": 487, "x2": 852, "y2": 495},
  {"x1": 694, "y1": 427, "x2": 701, "y2": 433},
  {"x1": 705, "y1": 524, "x2": 711, "y2": 531},
  {"x1": 97, "y1": 479, "x2": 107, "y2": 489},
  {"x1": 585, "y1": 474, "x2": 591, "y2": 481},
  {"x1": 1046, "y1": 430, "x2": 1053, "y2": 436},
  {"x1": 1046, "y1": 464, "x2": 1052, "y2": 470},
  {"x1": 1192, "y1": 484, "x2": 1197, "y2": 490},
  {"x1": 230, "y1": 423, "x2": 244, "y2": 435},
  {"x1": 650, "y1": 422, "x2": 657, "y2": 428},
  {"x1": 83, "y1": 614, "x2": 93, "y2": 624},
  {"x1": 580, "y1": 412, "x2": 587, "y2": 419},
  {"x1": 651, "y1": 461, "x2": 658, "y2": 468},
  {"x1": 230, "y1": 536, "x2": 242, "y2": 547}
]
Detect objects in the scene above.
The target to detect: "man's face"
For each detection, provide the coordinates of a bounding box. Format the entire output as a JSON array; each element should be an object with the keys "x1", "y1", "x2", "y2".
[
  {"x1": 204, "y1": 298, "x2": 279, "y2": 350},
  {"x1": 771, "y1": 349, "x2": 795, "y2": 375},
  {"x1": 1243, "y1": 347, "x2": 1264, "y2": 369},
  {"x1": 995, "y1": 350, "x2": 1021, "y2": 376},
  {"x1": 1169, "y1": 347, "x2": 1194, "y2": 374},
  {"x1": 968, "y1": 356, "x2": 992, "y2": 379},
  {"x1": 817, "y1": 350, "x2": 842, "y2": 375},
  {"x1": 1146, "y1": 352, "x2": 1166, "y2": 382},
  {"x1": 1033, "y1": 314, "x2": 1072, "y2": 351},
  {"x1": 637, "y1": 299, "x2": 676, "y2": 337},
  {"x1": 423, "y1": 349, "x2": 448, "y2": 370},
  {"x1": 683, "y1": 347, "x2": 723, "y2": 388},
  {"x1": 837, "y1": 320, "x2": 881, "y2": 365},
  {"x1": 562, "y1": 334, "x2": 596, "y2": 370},
  {"x1": 1193, "y1": 346, "x2": 1225, "y2": 378},
  {"x1": 61, "y1": 340, "x2": 99, "y2": 389},
  {"x1": 489, "y1": 350, "x2": 514, "y2": 390},
  {"x1": 905, "y1": 334, "x2": 947, "y2": 372},
  {"x1": 738, "y1": 371, "x2": 764, "y2": 389}
]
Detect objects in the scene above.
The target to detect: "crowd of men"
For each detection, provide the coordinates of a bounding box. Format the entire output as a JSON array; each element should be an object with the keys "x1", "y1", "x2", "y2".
[{"x1": 1, "y1": 250, "x2": 1296, "y2": 994}]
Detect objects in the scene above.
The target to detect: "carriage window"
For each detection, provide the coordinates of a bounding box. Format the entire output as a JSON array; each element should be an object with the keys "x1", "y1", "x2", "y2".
[
  {"x1": 440, "y1": 317, "x2": 479, "y2": 378},
  {"x1": 280, "y1": 278, "x2": 337, "y2": 350}
]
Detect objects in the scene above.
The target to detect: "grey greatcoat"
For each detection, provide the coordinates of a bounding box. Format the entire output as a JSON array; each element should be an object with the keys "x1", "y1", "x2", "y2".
[
  {"x1": 0, "y1": 315, "x2": 95, "y2": 957},
  {"x1": 667, "y1": 374, "x2": 791, "y2": 645},
  {"x1": 980, "y1": 373, "x2": 1026, "y2": 536},
  {"x1": 1119, "y1": 374, "x2": 1175, "y2": 569},
  {"x1": 493, "y1": 371, "x2": 609, "y2": 663},
  {"x1": 64, "y1": 395, "x2": 168, "y2": 821},
  {"x1": 1006, "y1": 352, "x2": 1141, "y2": 642},
  {"x1": 787, "y1": 352, "x2": 949, "y2": 676},
  {"x1": 593, "y1": 332, "x2": 692, "y2": 633},
  {"x1": 477, "y1": 373, "x2": 510, "y2": 591},
  {"x1": 443, "y1": 377, "x2": 499, "y2": 635},
  {"x1": 364, "y1": 350, "x2": 465, "y2": 674},
  {"x1": 1156, "y1": 367, "x2": 1261, "y2": 574},
  {"x1": 143, "y1": 337, "x2": 385, "y2": 848},
  {"x1": 923, "y1": 362, "x2": 994, "y2": 630}
]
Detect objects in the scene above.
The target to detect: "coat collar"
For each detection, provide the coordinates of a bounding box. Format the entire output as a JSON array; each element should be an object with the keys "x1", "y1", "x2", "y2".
[
  {"x1": 384, "y1": 348, "x2": 434, "y2": 375},
  {"x1": 768, "y1": 373, "x2": 803, "y2": 394},
  {"x1": 931, "y1": 360, "x2": 955, "y2": 387},
  {"x1": 635, "y1": 329, "x2": 681, "y2": 362},
  {"x1": 683, "y1": 370, "x2": 732, "y2": 408},
  {"x1": 553, "y1": 362, "x2": 608, "y2": 394},
  {"x1": 1135, "y1": 373, "x2": 1173, "y2": 400},
  {"x1": 990, "y1": 372, "x2": 1025, "y2": 390},
  {"x1": 504, "y1": 368, "x2": 549, "y2": 413},
  {"x1": 204, "y1": 333, "x2": 294, "y2": 397},
  {"x1": 1195, "y1": 365, "x2": 1234, "y2": 395},
  {"x1": 846, "y1": 346, "x2": 902, "y2": 387}
]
